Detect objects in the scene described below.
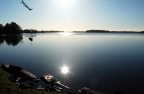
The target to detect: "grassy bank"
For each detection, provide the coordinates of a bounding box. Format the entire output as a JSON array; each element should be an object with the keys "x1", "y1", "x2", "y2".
[{"x1": 0, "y1": 69, "x2": 62, "y2": 94}]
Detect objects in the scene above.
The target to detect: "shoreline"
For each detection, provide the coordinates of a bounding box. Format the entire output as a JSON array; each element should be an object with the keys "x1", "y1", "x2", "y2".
[{"x1": 0, "y1": 68, "x2": 61, "y2": 94}]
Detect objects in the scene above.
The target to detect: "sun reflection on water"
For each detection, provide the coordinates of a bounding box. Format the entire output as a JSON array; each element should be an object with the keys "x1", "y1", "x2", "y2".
[
  {"x1": 58, "y1": 32, "x2": 74, "y2": 36},
  {"x1": 61, "y1": 65, "x2": 70, "y2": 75}
]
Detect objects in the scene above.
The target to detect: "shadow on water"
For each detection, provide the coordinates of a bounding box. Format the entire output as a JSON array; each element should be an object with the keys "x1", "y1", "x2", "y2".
[{"x1": 0, "y1": 35, "x2": 23, "y2": 46}]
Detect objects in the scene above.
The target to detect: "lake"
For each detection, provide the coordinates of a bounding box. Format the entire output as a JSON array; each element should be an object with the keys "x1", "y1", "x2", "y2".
[{"x1": 0, "y1": 33, "x2": 144, "y2": 94}]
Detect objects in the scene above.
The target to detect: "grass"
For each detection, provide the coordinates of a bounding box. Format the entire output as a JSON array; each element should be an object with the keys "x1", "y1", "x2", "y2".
[{"x1": 0, "y1": 69, "x2": 63, "y2": 94}]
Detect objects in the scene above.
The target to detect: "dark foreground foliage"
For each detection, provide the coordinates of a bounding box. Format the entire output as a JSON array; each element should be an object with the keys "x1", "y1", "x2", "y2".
[{"x1": 0, "y1": 69, "x2": 62, "y2": 94}]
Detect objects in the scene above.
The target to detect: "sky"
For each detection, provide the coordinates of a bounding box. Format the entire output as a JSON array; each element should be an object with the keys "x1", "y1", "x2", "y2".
[{"x1": 0, "y1": 0, "x2": 144, "y2": 31}]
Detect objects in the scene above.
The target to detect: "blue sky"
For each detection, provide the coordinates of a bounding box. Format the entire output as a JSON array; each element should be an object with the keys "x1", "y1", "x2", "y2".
[{"x1": 0, "y1": 0, "x2": 144, "y2": 31}]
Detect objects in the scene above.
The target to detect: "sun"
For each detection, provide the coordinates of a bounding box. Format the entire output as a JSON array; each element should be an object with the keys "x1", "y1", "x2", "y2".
[{"x1": 54, "y1": 0, "x2": 75, "y2": 8}]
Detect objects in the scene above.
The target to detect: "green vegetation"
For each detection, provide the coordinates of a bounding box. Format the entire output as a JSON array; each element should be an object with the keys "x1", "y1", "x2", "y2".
[{"x1": 0, "y1": 69, "x2": 62, "y2": 94}]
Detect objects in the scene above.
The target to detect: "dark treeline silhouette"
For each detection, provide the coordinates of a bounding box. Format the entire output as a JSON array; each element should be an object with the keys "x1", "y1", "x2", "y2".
[
  {"x1": 84, "y1": 30, "x2": 144, "y2": 33},
  {"x1": 23, "y1": 29, "x2": 63, "y2": 33},
  {"x1": 0, "y1": 22, "x2": 63, "y2": 34},
  {"x1": 23, "y1": 29, "x2": 38, "y2": 33},
  {"x1": 39, "y1": 30, "x2": 63, "y2": 33},
  {"x1": 0, "y1": 35, "x2": 23, "y2": 46},
  {"x1": 86, "y1": 30, "x2": 144, "y2": 33},
  {"x1": 0, "y1": 22, "x2": 22, "y2": 35},
  {"x1": 1, "y1": 22, "x2": 144, "y2": 34},
  {"x1": 86, "y1": 30, "x2": 110, "y2": 33},
  {"x1": 0, "y1": 22, "x2": 23, "y2": 46},
  {"x1": 0, "y1": 24, "x2": 3, "y2": 34}
]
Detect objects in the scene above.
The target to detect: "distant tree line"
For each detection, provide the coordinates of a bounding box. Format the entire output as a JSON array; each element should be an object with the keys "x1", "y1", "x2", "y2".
[
  {"x1": 23, "y1": 29, "x2": 38, "y2": 33},
  {"x1": 86, "y1": 30, "x2": 144, "y2": 33},
  {"x1": 1, "y1": 22, "x2": 144, "y2": 34},
  {"x1": 86, "y1": 30, "x2": 109, "y2": 33},
  {"x1": 0, "y1": 22, "x2": 64, "y2": 35},
  {"x1": 0, "y1": 22, "x2": 22, "y2": 35},
  {"x1": 23, "y1": 29, "x2": 63, "y2": 33}
]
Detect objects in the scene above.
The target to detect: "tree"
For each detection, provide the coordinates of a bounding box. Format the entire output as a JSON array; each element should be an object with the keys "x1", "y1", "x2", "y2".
[
  {"x1": 10, "y1": 22, "x2": 22, "y2": 34},
  {"x1": 3, "y1": 22, "x2": 22, "y2": 34},
  {"x1": 0, "y1": 24, "x2": 3, "y2": 34}
]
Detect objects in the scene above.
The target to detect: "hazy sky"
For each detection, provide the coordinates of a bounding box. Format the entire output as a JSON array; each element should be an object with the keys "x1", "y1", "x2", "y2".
[{"x1": 0, "y1": 0, "x2": 144, "y2": 31}]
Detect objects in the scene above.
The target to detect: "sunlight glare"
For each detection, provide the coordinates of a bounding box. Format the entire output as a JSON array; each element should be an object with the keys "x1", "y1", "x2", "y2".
[
  {"x1": 54, "y1": 0, "x2": 75, "y2": 8},
  {"x1": 61, "y1": 66, "x2": 69, "y2": 75},
  {"x1": 58, "y1": 32, "x2": 74, "y2": 36}
]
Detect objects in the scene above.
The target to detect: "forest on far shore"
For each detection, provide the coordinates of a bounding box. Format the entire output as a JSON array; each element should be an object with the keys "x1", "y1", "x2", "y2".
[
  {"x1": 0, "y1": 22, "x2": 144, "y2": 35},
  {"x1": 0, "y1": 22, "x2": 63, "y2": 35}
]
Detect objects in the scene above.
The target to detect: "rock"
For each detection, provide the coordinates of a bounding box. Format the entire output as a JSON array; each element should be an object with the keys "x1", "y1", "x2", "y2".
[
  {"x1": 20, "y1": 69, "x2": 36, "y2": 80},
  {"x1": 1, "y1": 64, "x2": 38, "y2": 82},
  {"x1": 29, "y1": 37, "x2": 33, "y2": 41},
  {"x1": 40, "y1": 74, "x2": 57, "y2": 84},
  {"x1": 2, "y1": 64, "x2": 10, "y2": 69}
]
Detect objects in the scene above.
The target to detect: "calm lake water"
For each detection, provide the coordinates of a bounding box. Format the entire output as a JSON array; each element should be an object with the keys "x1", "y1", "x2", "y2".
[{"x1": 0, "y1": 33, "x2": 144, "y2": 94}]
